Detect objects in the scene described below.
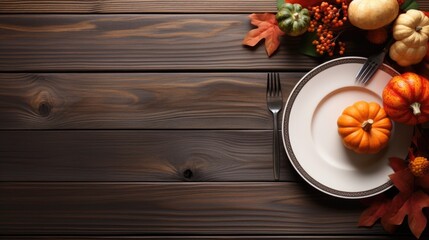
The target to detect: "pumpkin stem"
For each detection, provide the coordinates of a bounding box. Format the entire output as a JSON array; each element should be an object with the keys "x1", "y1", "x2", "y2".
[
  {"x1": 293, "y1": 12, "x2": 300, "y2": 21},
  {"x1": 361, "y1": 119, "x2": 374, "y2": 132},
  {"x1": 410, "y1": 102, "x2": 422, "y2": 115},
  {"x1": 416, "y1": 26, "x2": 423, "y2": 32}
]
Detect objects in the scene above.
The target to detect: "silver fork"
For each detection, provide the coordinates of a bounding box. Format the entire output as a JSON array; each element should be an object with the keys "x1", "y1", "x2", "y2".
[
  {"x1": 355, "y1": 40, "x2": 391, "y2": 85},
  {"x1": 266, "y1": 72, "x2": 283, "y2": 181}
]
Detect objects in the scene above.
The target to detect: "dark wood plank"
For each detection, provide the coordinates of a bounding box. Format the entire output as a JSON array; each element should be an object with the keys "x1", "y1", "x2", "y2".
[
  {"x1": 0, "y1": 73, "x2": 300, "y2": 130},
  {"x1": 1, "y1": 236, "x2": 419, "y2": 240},
  {"x1": 0, "y1": 0, "x2": 427, "y2": 13},
  {"x1": 0, "y1": 0, "x2": 277, "y2": 13},
  {"x1": 0, "y1": 14, "x2": 320, "y2": 72},
  {"x1": 0, "y1": 182, "x2": 387, "y2": 235},
  {"x1": 0, "y1": 130, "x2": 294, "y2": 181}
]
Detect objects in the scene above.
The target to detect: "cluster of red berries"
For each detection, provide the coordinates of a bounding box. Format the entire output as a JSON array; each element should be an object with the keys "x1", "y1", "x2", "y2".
[{"x1": 308, "y1": 0, "x2": 349, "y2": 56}]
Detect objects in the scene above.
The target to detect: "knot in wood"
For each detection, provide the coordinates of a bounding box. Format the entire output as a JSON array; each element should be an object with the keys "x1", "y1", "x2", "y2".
[
  {"x1": 183, "y1": 169, "x2": 193, "y2": 179},
  {"x1": 38, "y1": 102, "x2": 52, "y2": 117},
  {"x1": 32, "y1": 89, "x2": 54, "y2": 117}
]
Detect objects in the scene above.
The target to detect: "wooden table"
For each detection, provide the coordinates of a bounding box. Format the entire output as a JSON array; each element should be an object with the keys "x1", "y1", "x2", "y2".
[{"x1": 1, "y1": 1, "x2": 428, "y2": 239}]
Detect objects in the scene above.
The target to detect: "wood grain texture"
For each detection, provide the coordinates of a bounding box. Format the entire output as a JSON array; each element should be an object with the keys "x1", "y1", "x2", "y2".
[
  {"x1": 0, "y1": 182, "x2": 388, "y2": 235},
  {"x1": 0, "y1": 14, "x2": 321, "y2": 72},
  {"x1": 2, "y1": 237, "x2": 419, "y2": 240},
  {"x1": 0, "y1": 130, "x2": 294, "y2": 181},
  {"x1": 0, "y1": 0, "x2": 427, "y2": 13},
  {"x1": 1, "y1": 2, "x2": 428, "y2": 240},
  {"x1": 0, "y1": 0, "x2": 277, "y2": 13},
  {"x1": 0, "y1": 73, "x2": 300, "y2": 130}
]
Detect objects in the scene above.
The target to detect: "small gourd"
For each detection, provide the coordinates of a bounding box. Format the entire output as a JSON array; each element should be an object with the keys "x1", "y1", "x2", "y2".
[
  {"x1": 390, "y1": 10, "x2": 429, "y2": 66},
  {"x1": 348, "y1": 0, "x2": 399, "y2": 30},
  {"x1": 389, "y1": 41, "x2": 428, "y2": 67},
  {"x1": 276, "y1": 3, "x2": 310, "y2": 36},
  {"x1": 337, "y1": 101, "x2": 392, "y2": 154},
  {"x1": 382, "y1": 72, "x2": 429, "y2": 125}
]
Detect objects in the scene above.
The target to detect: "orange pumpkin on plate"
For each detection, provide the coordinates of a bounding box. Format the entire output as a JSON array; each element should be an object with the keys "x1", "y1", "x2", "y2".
[
  {"x1": 382, "y1": 72, "x2": 429, "y2": 125},
  {"x1": 337, "y1": 101, "x2": 392, "y2": 154}
]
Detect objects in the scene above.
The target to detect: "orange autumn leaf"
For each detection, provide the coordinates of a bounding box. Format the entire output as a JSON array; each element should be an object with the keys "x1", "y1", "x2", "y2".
[
  {"x1": 360, "y1": 155, "x2": 429, "y2": 239},
  {"x1": 242, "y1": 13, "x2": 284, "y2": 57},
  {"x1": 358, "y1": 194, "x2": 391, "y2": 227},
  {"x1": 389, "y1": 157, "x2": 408, "y2": 172},
  {"x1": 389, "y1": 167, "x2": 414, "y2": 196},
  {"x1": 358, "y1": 158, "x2": 407, "y2": 228},
  {"x1": 358, "y1": 194, "x2": 398, "y2": 234},
  {"x1": 417, "y1": 174, "x2": 429, "y2": 190},
  {"x1": 387, "y1": 191, "x2": 429, "y2": 239},
  {"x1": 388, "y1": 157, "x2": 414, "y2": 197}
]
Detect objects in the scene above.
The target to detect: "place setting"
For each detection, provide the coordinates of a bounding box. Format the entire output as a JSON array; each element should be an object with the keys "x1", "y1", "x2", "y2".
[
  {"x1": 281, "y1": 56, "x2": 413, "y2": 199},
  {"x1": 248, "y1": 0, "x2": 429, "y2": 238}
]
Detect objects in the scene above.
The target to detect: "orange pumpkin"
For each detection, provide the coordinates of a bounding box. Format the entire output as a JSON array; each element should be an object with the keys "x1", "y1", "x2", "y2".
[
  {"x1": 382, "y1": 72, "x2": 429, "y2": 125},
  {"x1": 337, "y1": 101, "x2": 392, "y2": 154}
]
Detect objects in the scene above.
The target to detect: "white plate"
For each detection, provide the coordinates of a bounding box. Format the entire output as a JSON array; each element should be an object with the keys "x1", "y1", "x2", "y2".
[{"x1": 282, "y1": 57, "x2": 413, "y2": 199}]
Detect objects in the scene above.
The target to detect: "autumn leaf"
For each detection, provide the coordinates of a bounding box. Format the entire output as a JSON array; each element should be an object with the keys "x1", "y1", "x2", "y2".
[
  {"x1": 358, "y1": 158, "x2": 405, "y2": 228},
  {"x1": 242, "y1": 13, "x2": 284, "y2": 57},
  {"x1": 389, "y1": 167, "x2": 415, "y2": 196},
  {"x1": 358, "y1": 194, "x2": 398, "y2": 233},
  {"x1": 358, "y1": 194, "x2": 391, "y2": 227},
  {"x1": 388, "y1": 157, "x2": 415, "y2": 197},
  {"x1": 417, "y1": 174, "x2": 429, "y2": 191},
  {"x1": 389, "y1": 157, "x2": 408, "y2": 172},
  {"x1": 387, "y1": 191, "x2": 429, "y2": 238},
  {"x1": 360, "y1": 163, "x2": 429, "y2": 238}
]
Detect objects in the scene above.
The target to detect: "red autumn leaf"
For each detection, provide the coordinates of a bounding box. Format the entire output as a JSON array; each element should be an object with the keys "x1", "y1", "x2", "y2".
[
  {"x1": 386, "y1": 191, "x2": 429, "y2": 239},
  {"x1": 358, "y1": 194, "x2": 398, "y2": 233},
  {"x1": 417, "y1": 174, "x2": 429, "y2": 190},
  {"x1": 242, "y1": 13, "x2": 284, "y2": 57},
  {"x1": 389, "y1": 156, "x2": 415, "y2": 196},
  {"x1": 389, "y1": 157, "x2": 408, "y2": 172},
  {"x1": 358, "y1": 194, "x2": 391, "y2": 227},
  {"x1": 389, "y1": 168, "x2": 415, "y2": 196}
]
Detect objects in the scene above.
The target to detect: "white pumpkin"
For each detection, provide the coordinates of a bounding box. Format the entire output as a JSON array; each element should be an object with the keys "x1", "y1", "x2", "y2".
[
  {"x1": 390, "y1": 10, "x2": 429, "y2": 66},
  {"x1": 348, "y1": 0, "x2": 399, "y2": 30},
  {"x1": 393, "y1": 9, "x2": 429, "y2": 47},
  {"x1": 389, "y1": 41, "x2": 428, "y2": 67}
]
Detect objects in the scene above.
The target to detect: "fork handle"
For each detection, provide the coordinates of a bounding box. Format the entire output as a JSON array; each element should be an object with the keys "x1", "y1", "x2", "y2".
[{"x1": 272, "y1": 112, "x2": 280, "y2": 181}]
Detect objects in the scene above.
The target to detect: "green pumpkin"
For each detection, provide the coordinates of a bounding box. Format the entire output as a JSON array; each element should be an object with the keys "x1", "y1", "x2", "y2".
[{"x1": 276, "y1": 3, "x2": 310, "y2": 36}]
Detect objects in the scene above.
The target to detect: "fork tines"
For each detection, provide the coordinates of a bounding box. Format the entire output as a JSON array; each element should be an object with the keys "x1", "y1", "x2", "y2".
[
  {"x1": 355, "y1": 60, "x2": 378, "y2": 85},
  {"x1": 355, "y1": 42, "x2": 390, "y2": 85},
  {"x1": 267, "y1": 72, "x2": 282, "y2": 97}
]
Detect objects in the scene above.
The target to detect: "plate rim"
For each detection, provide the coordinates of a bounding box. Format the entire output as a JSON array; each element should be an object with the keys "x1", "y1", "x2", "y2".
[{"x1": 281, "y1": 56, "x2": 400, "y2": 199}]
